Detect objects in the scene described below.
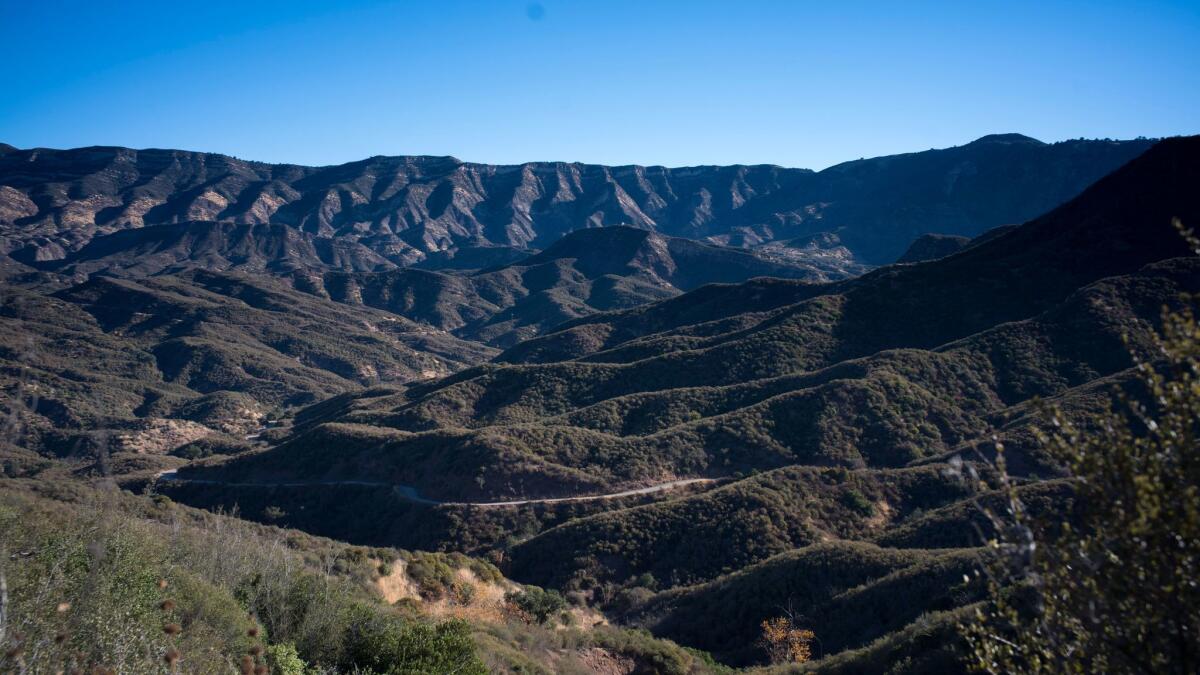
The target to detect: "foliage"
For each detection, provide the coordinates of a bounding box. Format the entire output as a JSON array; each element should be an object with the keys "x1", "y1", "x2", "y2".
[
  {"x1": 505, "y1": 586, "x2": 568, "y2": 625},
  {"x1": 265, "y1": 642, "x2": 308, "y2": 675},
  {"x1": 963, "y1": 286, "x2": 1200, "y2": 673},
  {"x1": 343, "y1": 613, "x2": 486, "y2": 675},
  {"x1": 759, "y1": 617, "x2": 815, "y2": 664}
]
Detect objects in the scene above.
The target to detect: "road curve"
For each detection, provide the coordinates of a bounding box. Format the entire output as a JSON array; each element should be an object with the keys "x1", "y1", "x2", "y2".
[{"x1": 154, "y1": 470, "x2": 716, "y2": 508}]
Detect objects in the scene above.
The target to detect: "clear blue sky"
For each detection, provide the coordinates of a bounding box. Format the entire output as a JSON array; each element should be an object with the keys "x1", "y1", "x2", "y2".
[{"x1": 1, "y1": 0, "x2": 1197, "y2": 169}]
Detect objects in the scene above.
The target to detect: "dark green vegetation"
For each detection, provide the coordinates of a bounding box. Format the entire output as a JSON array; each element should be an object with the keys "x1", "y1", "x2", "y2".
[
  {"x1": 1, "y1": 134, "x2": 1151, "y2": 268},
  {"x1": 163, "y1": 136, "x2": 1200, "y2": 668},
  {"x1": 630, "y1": 542, "x2": 982, "y2": 666},
  {"x1": 0, "y1": 480, "x2": 491, "y2": 673}
]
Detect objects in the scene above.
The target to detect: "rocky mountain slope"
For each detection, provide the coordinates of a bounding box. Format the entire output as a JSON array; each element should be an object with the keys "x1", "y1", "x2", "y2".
[{"x1": 0, "y1": 134, "x2": 1153, "y2": 269}]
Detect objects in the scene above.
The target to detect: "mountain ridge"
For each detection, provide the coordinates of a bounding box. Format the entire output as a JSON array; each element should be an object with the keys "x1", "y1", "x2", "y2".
[{"x1": 0, "y1": 135, "x2": 1155, "y2": 268}]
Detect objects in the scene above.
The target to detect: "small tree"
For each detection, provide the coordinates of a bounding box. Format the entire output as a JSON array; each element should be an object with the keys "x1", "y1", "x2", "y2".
[
  {"x1": 963, "y1": 224, "x2": 1200, "y2": 674},
  {"x1": 759, "y1": 616, "x2": 815, "y2": 664}
]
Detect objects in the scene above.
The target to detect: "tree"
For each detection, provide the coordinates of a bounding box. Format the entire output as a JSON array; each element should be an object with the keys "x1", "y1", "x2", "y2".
[
  {"x1": 963, "y1": 222, "x2": 1200, "y2": 673},
  {"x1": 759, "y1": 616, "x2": 815, "y2": 664}
]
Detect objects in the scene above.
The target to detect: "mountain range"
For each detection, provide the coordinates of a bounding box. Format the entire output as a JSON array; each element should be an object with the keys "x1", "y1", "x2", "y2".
[{"x1": 0, "y1": 134, "x2": 1152, "y2": 271}]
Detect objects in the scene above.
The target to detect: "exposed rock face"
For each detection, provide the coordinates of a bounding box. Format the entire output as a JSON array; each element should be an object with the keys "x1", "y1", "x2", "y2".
[
  {"x1": 0, "y1": 135, "x2": 1154, "y2": 267},
  {"x1": 0, "y1": 185, "x2": 37, "y2": 223}
]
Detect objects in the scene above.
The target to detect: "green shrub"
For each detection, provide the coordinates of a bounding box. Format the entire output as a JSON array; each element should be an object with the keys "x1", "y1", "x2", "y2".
[
  {"x1": 842, "y1": 488, "x2": 874, "y2": 516},
  {"x1": 505, "y1": 587, "x2": 568, "y2": 625},
  {"x1": 343, "y1": 612, "x2": 486, "y2": 675},
  {"x1": 266, "y1": 642, "x2": 309, "y2": 675}
]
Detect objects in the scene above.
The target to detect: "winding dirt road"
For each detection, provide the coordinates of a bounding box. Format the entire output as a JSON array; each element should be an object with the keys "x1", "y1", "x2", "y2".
[{"x1": 154, "y1": 471, "x2": 716, "y2": 508}]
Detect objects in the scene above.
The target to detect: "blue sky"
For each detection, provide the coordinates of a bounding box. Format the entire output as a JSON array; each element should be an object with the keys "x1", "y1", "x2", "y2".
[{"x1": 1, "y1": 0, "x2": 1197, "y2": 169}]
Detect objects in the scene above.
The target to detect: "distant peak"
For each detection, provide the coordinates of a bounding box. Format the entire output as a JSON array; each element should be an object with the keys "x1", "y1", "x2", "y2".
[
  {"x1": 0, "y1": 142, "x2": 17, "y2": 154},
  {"x1": 968, "y1": 133, "x2": 1045, "y2": 146}
]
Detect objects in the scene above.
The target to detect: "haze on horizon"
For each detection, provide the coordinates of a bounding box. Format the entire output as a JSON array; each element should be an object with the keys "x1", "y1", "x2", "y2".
[{"x1": 1, "y1": 0, "x2": 1198, "y2": 170}]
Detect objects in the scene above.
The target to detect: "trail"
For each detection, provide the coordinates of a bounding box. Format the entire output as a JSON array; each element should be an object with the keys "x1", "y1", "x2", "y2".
[{"x1": 153, "y1": 471, "x2": 716, "y2": 508}]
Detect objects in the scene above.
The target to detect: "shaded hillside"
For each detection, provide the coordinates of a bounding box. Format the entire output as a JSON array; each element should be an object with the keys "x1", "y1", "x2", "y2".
[
  {"x1": 626, "y1": 542, "x2": 982, "y2": 665},
  {"x1": 896, "y1": 233, "x2": 971, "y2": 263},
  {"x1": 312, "y1": 225, "x2": 849, "y2": 347},
  {"x1": 0, "y1": 134, "x2": 1153, "y2": 267}
]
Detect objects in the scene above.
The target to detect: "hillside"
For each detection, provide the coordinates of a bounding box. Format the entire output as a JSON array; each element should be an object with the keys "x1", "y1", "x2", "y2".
[
  {"x1": 0, "y1": 475, "x2": 722, "y2": 674},
  {"x1": 54, "y1": 220, "x2": 397, "y2": 277},
  {"x1": 0, "y1": 135, "x2": 1152, "y2": 269},
  {"x1": 159, "y1": 136, "x2": 1200, "y2": 668},
  {"x1": 0, "y1": 268, "x2": 492, "y2": 458}
]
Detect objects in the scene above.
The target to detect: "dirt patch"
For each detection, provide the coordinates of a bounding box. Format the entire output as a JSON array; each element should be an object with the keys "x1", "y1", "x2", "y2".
[
  {"x1": 865, "y1": 498, "x2": 893, "y2": 529},
  {"x1": 112, "y1": 419, "x2": 214, "y2": 454},
  {"x1": 374, "y1": 560, "x2": 420, "y2": 604},
  {"x1": 575, "y1": 647, "x2": 636, "y2": 675},
  {"x1": 373, "y1": 561, "x2": 519, "y2": 624}
]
